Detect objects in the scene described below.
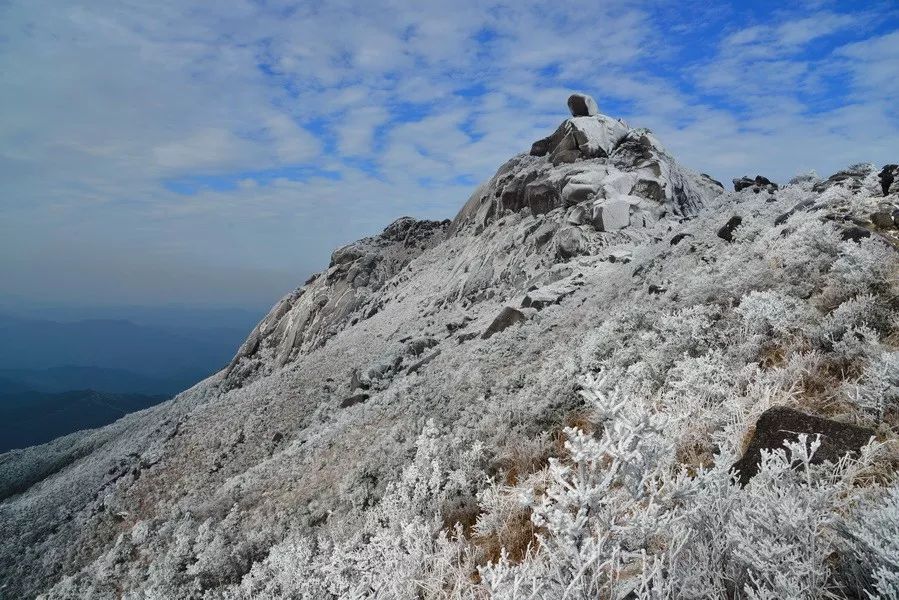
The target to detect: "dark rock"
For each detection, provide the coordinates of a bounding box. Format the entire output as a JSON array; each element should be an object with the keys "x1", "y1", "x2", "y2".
[
  {"x1": 733, "y1": 175, "x2": 778, "y2": 194},
  {"x1": 774, "y1": 198, "x2": 816, "y2": 226},
  {"x1": 407, "y1": 349, "x2": 441, "y2": 374},
  {"x1": 498, "y1": 170, "x2": 540, "y2": 213},
  {"x1": 566, "y1": 205, "x2": 588, "y2": 226},
  {"x1": 457, "y1": 332, "x2": 479, "y2": 344},
  {"x1": 532, "y1": 221, "x2": 558, "y2": 248},
  {"x1": 550, "y1": 148, "x2": 581, "y2": 166},
  {"x1": 733, "y1": 177, "x2": 754, "y2": 192},
  {"x1": 530, "y1": 121, "x2": 569, "y2": 157},
  {"x1": 522, "y1": 282, "x2": 578, "y2": 310},
  {"x1": 879, "y1": 164, "x2": 897, "y2": 196},
  {"x1": 567, "y1": 93, "x2": 599, "y2": 117},
  {"x1": 350, "y1": 369, "x2": 366, "y2": 390},
  {"x1": 648, "y1": 284, "x2": 666, "y2": 295},
  {"x1": 871, "y1": 211, "x2": 895, "y2": 229},
  {"x1": 482, "y1": 307, "x2": 527, "y2": 339},
  {"x1": 632, "y1": 179, "x2": 666, "y2": 203},
  {"x1": 670, "y1": 232, "x2": 692, "y2": 246},
  {"x1": 731, "y1": 407, "x2": 873, "y2": 486},
  {"x1": 445, "y1": 317, "x2": 473, "y2": 334},
  {"x1": 717, "y1": 216, "x2": 743, "y2": 242},
  {"x1": 340, "y1": 393, "x2": 370, "y2": 408},
  {"x1": 841, "y1": 226, "x2": 871, "y2": 242},
  {"x1": 406, "y1": 337, "x2": 438, "y2": 357}
]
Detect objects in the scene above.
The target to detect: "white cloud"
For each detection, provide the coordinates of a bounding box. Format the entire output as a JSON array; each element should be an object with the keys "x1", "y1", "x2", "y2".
[
  {"x1": 335, "y1": 106, "x2": 390, "y2": 157},
  {"x1": 1, "y1": 0, "x2": 897, "y2": 306},
  {"x1": 153, "y1": 129, "x2": 250, "y2": 171}
]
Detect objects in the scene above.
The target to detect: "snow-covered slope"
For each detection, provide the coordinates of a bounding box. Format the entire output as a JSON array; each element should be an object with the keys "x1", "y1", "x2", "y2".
[{"x1": 2, "y1": 97, "x2": 899, "y2": 599}]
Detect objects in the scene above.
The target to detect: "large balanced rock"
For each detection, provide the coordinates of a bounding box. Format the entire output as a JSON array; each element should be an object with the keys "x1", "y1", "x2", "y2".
[
  {"x1": 567, "y1": 93, "x2": 599, "y2": 117},
  {"x1": 732, "y1": 407, "x2": 874, "y2": 485}
]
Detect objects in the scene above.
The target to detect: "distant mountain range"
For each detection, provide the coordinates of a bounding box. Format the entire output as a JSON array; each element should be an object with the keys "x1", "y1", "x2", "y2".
[
  {"x1": 0, "y1": 305, "x2": 266, "y2": 393},
  {"x1": 0, "y1": 305, "x2": 266, "y2": 451},
  {"x1": 0, "y1": 313, "x2": 252, "y2": 378},
  {"x1": 0, "y1": 366, "x2": 198, "y2": 396},
  {"x1": 0, "y1": 387, "x2": 165, "y2": 453}
]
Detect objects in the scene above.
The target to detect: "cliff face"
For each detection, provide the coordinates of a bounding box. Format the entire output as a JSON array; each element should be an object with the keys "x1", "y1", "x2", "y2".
[{"x1": 2, "y1": 96, "x2": 898, "y2": 599}]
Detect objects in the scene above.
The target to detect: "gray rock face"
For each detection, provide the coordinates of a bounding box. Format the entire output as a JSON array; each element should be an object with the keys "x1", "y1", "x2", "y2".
[
  {"x1": 870, "y1": 211, "x2": 895, "y2": 229},
  {"x1": 524, "y1": 181, "x2": 562, "y2": 215},
  {"x1": 567, "y1": 93, "x2": 599, "y2": 117},
  {"x1": 521, "y1": 278, "x2": 581, "y2": 310},
  {"x1": 555, "y1": 226, "x2": 587, "y2": 259},
  {"x1": 224, "y1": 217, "x2": 450, "y2": 389},
  {"x1": 732, "y1": 407, "x2": 873, "y2": 486},
  {"x1": 841, "y1": 225, "x2": 871, "y2": 242},
  {"x1": 594, "y1": 199, "x2": 631, "y2": 231},
  {"x1": 532, "y1": 115, "x2": 629, "y2": 164}
]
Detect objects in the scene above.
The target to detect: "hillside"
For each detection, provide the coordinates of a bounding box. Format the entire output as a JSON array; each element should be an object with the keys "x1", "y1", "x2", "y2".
[{"x1": 1, "y1": 96, "x2": 898, "y2": 599}]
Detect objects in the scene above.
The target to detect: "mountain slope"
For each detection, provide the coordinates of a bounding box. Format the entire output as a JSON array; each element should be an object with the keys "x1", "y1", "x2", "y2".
[{"x1": 1, "y1": 99, "x2": 898, "y2": 599}]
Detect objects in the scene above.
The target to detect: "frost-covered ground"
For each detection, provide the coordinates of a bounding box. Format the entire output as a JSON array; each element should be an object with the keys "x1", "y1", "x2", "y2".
[{"x1": 1, "y1": 103, "x2": 898, "y2": 599}]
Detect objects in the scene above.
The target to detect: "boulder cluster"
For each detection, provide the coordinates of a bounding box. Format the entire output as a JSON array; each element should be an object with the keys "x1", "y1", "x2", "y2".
[
  {"x1": 451, "y1": 94, "x2": 723, "y2": 261},
  {"x1": 733, "y1": 175, "x2": 779, "y2": 194}
]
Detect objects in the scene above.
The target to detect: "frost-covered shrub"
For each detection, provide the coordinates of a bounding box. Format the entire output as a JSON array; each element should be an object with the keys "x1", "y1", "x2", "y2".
[
  {"x1": 845, "y1": 484, "x2": 899, "y2": 599},
  {"x1": 474, "y1": 376, "x2": 894, "y2": 600},
  {"x1": 825, "y1": 238, "x2": 898, "y2": 306},
  {"x1": 221, "y1": 420, "x2": 486, "y2": 599},
  {"x1": 846, "y1": 351, "x2": 899, "y2": 422}
]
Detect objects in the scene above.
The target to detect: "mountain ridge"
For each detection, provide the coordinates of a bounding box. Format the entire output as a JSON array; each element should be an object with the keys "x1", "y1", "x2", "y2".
[{"x1": 2, "y1": 96, "x2": 898, "y2": 599}]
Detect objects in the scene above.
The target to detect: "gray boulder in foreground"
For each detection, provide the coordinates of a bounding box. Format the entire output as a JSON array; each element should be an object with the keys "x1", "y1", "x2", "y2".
[{"x1": 732, "y1": 407, "x2": 874, "y2": 486}]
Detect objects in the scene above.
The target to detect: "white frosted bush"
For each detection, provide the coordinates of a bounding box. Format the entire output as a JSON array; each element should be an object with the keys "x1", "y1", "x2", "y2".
[{"x1": 846, "y1": 484, "x2": 899, "y2": 599}]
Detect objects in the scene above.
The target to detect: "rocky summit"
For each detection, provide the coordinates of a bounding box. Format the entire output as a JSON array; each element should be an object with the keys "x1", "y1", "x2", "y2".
[{"x1": 2, "y1": 95, "x2": 899, "y2": 599}]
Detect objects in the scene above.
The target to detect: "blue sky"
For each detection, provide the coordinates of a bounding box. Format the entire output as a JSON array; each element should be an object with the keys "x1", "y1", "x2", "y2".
[{"x1": 1, "y1": 0, "x2": 897, "y2": 308}]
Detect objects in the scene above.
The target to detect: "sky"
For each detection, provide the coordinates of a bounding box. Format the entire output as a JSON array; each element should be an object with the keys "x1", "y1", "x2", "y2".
[{"x1": 1, "y1": 0, "x2": 898, "y2": 310}]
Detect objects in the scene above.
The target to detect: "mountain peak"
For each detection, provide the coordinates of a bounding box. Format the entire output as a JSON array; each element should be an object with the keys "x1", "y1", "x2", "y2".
[
  {"x1": 3, "y1": 93, "x2": 899, "y2": 600},
  {"x1": 451, "y1": 95, "x2": 723, "y2": 237}
]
